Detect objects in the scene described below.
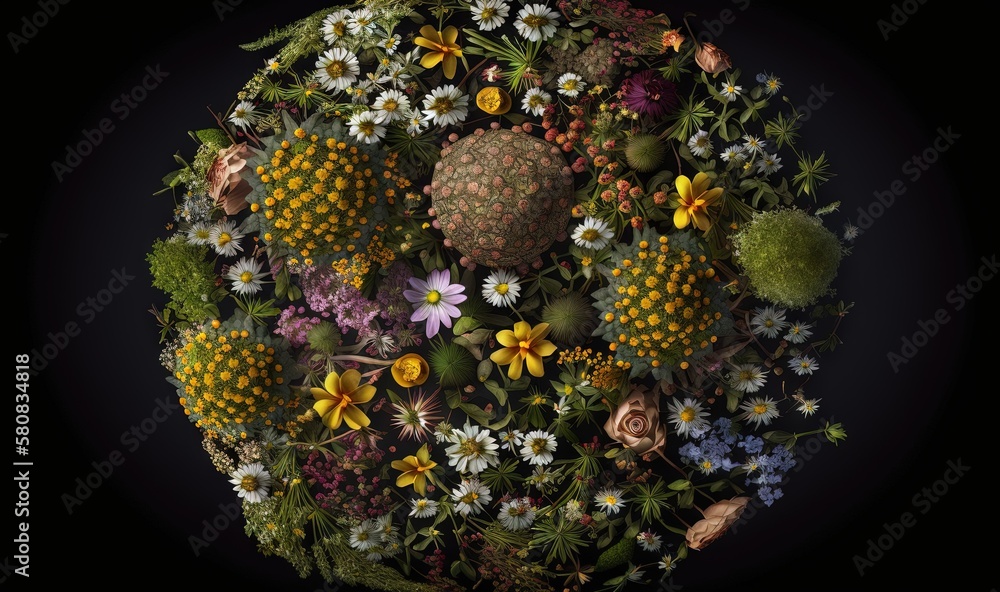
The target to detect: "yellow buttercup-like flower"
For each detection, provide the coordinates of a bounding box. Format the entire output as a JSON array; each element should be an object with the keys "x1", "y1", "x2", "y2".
[
  {"x1": 391, "y1": 353, "x2": 430, "y2": 387},
  {"x1": 413, "y1": 25, "x2": 463, "y2": 79},
  {"x1": 670, "y1": 172, "x2": 724, "y2": 231},
  {"x1": 310, "y1": 369, "x2": 375, "y2": 430},
  {"x1": 490, "y1": 321, "x2": 558, "y2": 380},
  {"x1": 391, "y1": 443, "x2": 437, "y2": 496}
]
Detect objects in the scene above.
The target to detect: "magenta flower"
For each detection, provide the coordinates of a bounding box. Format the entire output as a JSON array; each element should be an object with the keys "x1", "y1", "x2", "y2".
[
  {"x1": 620, "y1": 70, "x2": 679, "y2": 118},
  {"x1": 403, "y1": 269, "x2": 467, "y2": 338}
]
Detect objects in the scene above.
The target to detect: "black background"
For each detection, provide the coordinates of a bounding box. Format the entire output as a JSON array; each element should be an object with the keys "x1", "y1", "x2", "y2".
[{"x1": 7, "y1": 1, "x2": 994, "y2": 591}]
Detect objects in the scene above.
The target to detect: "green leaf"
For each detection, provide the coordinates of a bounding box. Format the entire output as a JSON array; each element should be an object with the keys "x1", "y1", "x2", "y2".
[
  {"x1": 667, "y1": 479, "x2": 691, "y2": 491},
  {"x1": 538, "y1": 276, "x2": 562, "y2": 295},
  {"x1": 445, "y1": 388, "x2": 462, "y2": 409},
  {"x1": 648, "y1": 169, "x2": 675, "y2": 192},
  {"x1": 161, "y1": 170, "x2": 182, "y2": 188},
  {"x1": 452, "y1": 316, "x2": 482, "y2": 335},
  {"x1": 677, "y1": 488, "x2": 695, "y2": 509},
  {"x1": 191, "y1": 128, "x2": 232, "y2": 147},
  {"x1": 460, "y1": 403, "x2": 494, "y2": 425},
  {"x1": 815, "y1": 200, "x2": 841, "y2": 216}
]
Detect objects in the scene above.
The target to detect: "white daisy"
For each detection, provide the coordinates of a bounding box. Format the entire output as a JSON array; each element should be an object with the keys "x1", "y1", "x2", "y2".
[
  {"x1": 553, "y1": 395, "x2": 571, "y2": 416},
  {"x1": 404, "y1": 108, "x2": 431, "y2": 136},
  {"x1": 185, "y1": 221, "x2": 212, "y2": 245},
  {"x1": 434, "y1": 421, "x2": 457, "y2": 444},
  {"x1": 721, "y1": 144, "x2": 746, "y2": 163},
  {"x1": 378, "y1": 52, "x2": 416, "y2": 88},
  {"x1": 378, "y1": 32, "x2": 403, "y2": 55},
  {"x1": 451, "y1": 479, "x2": 492, "y2": 516},
  {"x1": 228, "y1": 100, "x2": 260, "y2": 131},
  {"x1": 445, "y1": 423, "x2": 500, "y2": 475},
  {"x1": 321, "y1": 9, "x2": 352, "y2": 45},
  {"x1": 739, "y1": 396, "x2": 780, "y2": 428},
  {"x1": 594, "y1": 486, "x2": 626, "y2": 515},
  {"x1": 520, "y1": 430, "x2": 557, "y2": 465},
  {"x1": 843, "y1": 223, "x2": 861, "y2": 242},
  {"x1": 729, "y1": 363, "x2": 767, "y2": 393},
  {"x1": 263, "y1": 57, "x2": 281, "y2": 75},
  {"x1": 687, "y1": 129, "x2": 712, "y2": 157},
  {"x1": 375, "y1": 514, "x2": 399, "y2": 544},
  {"x1": 346, "y1": 7, "x2": 376, "y2": 35},
  {"x1": 762, "y1": 73, "x2": 782, "y2": 96},
  {"x1": 556, "y1": 72, "x2": 586, "y2": 98},
  {"x1": 498, "y1": 497, "x2": 535, "y2": 530},
  {"x1": 470, "y1": 0, "x2": 510, "y2": 31},
  {"x1": 209, "y1": 219, "x2": 245, "y2": 257},
  {"x1": 521, "y1": 87, "x2": 553, "y2": 117},
  {"x1": 498, "y1": 429, "x2": 524, "y2": 451},
  {"x1": 513, "y1": 3, "x2": 560, "y2": 42},
  {"x1": 421, "y1": 84, "x2": 470, "y2": 127},
  {"x1": 348, "y1": 110, "x2": 387, "y2": 144},
  {"x1": 788, "y1": 354, "x2": 819, "y2": 376},
  {"x1": 666, "y1": 397, "x2": 710, "y2": 438},
  {"x1": 372, "y1": 89, "x2": 410, "y2": 123},
  {"x1": 636, "y1": 530, "x2": 662, "y2": 552},
  {"x1": 348, "y1": 79, "x2": 375, "y2": 104},
  {"x1": 571, "y1": 216, "x2": 614, "y2": 249},
  {"x1": 797, "y1": 398, "x2": 821, "y2": 417},
  {"x1": 348, "y1": 519, "x2": 380, "y2": 551},
  {"x1": 482, "y1": 269, "x2": 522, "y2": 307},
  {"x1": 315, "y1": 47, "x2": 361, "y2": 92},
  {"x1": 755, "y1": 152, "x2": 782, "y2": 175},
  {"x1": 228, "y1": 462, "x2": 272, "y2": 503},
  {"x1": 719, "y1": 81, "x2": 742, "y2": 101},
  {"x1": 742, "y1": 134, "x2": 766, "y2": 155},
  {"x1": 784, "y1": 322, "x2": 814, "y2": 344},
  {"x1": 409, "y1": 497, "x2": 440, "y2": 519},
  {"x1": 750, "y1": 306, "x2": 788, "y2": 338},
  {"x1": 226, "y1": 257, "x2": 267, "y2": 296}
]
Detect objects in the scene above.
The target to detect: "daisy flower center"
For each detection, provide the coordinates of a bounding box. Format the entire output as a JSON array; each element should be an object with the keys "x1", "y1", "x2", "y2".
[
  {"x1": 604, "y1": 495, "x2": 617, "y2": 505},
  {"x1": 240, "y1": 475, "x2": 259, "y2": 491},
  {"x1": 358, "y1": 121, "x2": 375, "y2": 135},
  {"x1": 680, "y1": 408, "x2": 695, "y2": 422},
  {"x1": 383, "y1": 99, "x2": 398, "y2": 111},
  {"x1": 581, "y1": 229, "x2": 600, "y2": 241},
  {"x1": 562, "y1": 80, "x2": 578, "y2": 91},
  {"x1": 753, "y1": 403, "x2": 768, "y2": 415},
  {"x1": 218, "y1": 233, "x2": 232, "y2": 245},
  {"x1": 530, "y1": 438, "x2": 547, "y2": 454},
  {"x1": 739, "y1": 370, "x2": 753, "y2": 381},
  {"x1": 431, "y1": 97, "x2": 455, "y2": 114},
  {"x1": 461, "y1": 492, "x2": 480, "y2": 503},
  {"x1": 240, "y1": 271, "x2": 254, "y2": 283},
  {"x1": 481, "y1": 7, "x2": 497, "y2": 19},
  {"x1": 426, "y1": 290, "x2": 441, "y2": 304},
  {"x1": 523, "y1": 14, "x2": 548, "y2": 27},
  {"x1": 459, "y1": 439, "x2": 484, "y2": 456},
  {"x1": 494, "y1": 283, "x2": 509, "y2": 295},
  {"x1": 325, "y1": 61, "x2": 346, "y2": 79}
]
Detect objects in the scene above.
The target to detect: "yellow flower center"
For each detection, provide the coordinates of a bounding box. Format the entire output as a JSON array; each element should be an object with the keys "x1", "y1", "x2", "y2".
[
  {"x1": 495, "y1": 283, "x2": 509, "y2": 295},
  {"x1": 240, "y1": 271, "x2": 254, "y2": 283},
  {"x1": 480, "y1": 6, "x2": 497, "y2": 19},
  {"x1": 523, "y1": 14, "x2": 548, "y2": 27},
  {"x1": 240, "y1": 475, "x2": 259, "y2": 492},
  {"x1": 459, "y1": 439, "x2": 483, "y2": 456},
  {"x1": 217, "y1": 232, "x2": 232, "y2": 246},
  {"x1": 604, "y1": 495, "x2": 617, "y2": 506},
  {"x1": 426, "y1": 290, "x2": 441, "y2": 304},
  {"x1": 753, "y1": 403, "x2": 768, "y2": 415},
  {"x1": 383, "y1": 99, "x2": 398, "y2": 112},
  {"x1": 431, "y1": 97, "x2": 454, "y2": 114},
  {"x1": 461, "y1": 492, "x2": 480, "y2": 503},
  {"x1": 325, "y1": 61, "x2": 345, "y2": 79},
  {"x1": 680, "y1": 408, "x2": 695, "y2": 422},
  {"x1": 531, "y1": 438, "x2": 548, "y2": 454},
  {"x1": 399, "y1": 359, "x2": 422, "y2": 381},
  {"x1": 581, "y1": 228, "x2": 599, "y2": 241}
]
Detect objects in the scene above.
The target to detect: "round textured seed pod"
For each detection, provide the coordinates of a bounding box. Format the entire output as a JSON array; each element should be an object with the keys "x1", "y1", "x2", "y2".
[{"x1": 431, "y1": 128, "x2": 575, "y2": 268}]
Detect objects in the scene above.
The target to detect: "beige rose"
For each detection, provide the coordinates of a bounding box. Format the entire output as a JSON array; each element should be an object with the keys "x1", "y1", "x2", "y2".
[
  {"x1": 694, "y1": 42, "x2": 732, "y2": 75},
  {"x1": 685, "y1": 496, "x2": 751, "y2": 550},
  {"x1": 206, "y1": 142, "x2": 253, "y2": 215},
  {"x1": 603, "y1": 384, "x2": 667, "y2": 456}
]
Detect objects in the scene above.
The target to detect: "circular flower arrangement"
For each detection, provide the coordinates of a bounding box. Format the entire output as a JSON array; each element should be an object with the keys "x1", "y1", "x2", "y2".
[{"x1": 147, "y1": 1, "x2": 852, "y2": 589}]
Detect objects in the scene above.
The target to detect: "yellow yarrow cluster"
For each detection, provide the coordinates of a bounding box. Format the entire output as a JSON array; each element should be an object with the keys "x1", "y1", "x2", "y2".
[
  {"x1": 253, "y1": 126, "x2": 409, "y2": 260},
  {"x1": 173, "y1": 324, "x2": 298, "y2": 440},
  {"x1": 556, "y1": 347, "x2": 630, "y2": 392},
  {"x1": 593, "y1": 230, "x2": 731, "y2": 376},
  {"x1": 329, "y1": 232, "x2": 397, "y2": 290}
]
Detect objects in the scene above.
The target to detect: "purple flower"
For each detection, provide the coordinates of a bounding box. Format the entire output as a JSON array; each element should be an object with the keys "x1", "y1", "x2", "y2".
[
  {"x1": 620, "y1": 70, "x2": 678, "y2": 118},
  {"x1": 403, "y1": 269, "x2": 466, "y2": 338}
]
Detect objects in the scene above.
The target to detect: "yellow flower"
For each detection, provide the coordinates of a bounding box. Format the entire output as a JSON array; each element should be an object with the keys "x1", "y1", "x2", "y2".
[
  {"x1": 390, "y1": 443, "x2": 437, "y2": 496},
  {"x1": 310, "y1": 369, "x2": 375, "y2": 430},
  {"x1": 670, "y1": 172, "x2": 724, "y2": 231},
  {"x1": 391, "y1": 353, "x2": 430, "y2": 388},
  {"x1": 413, "y1": 25, "x2": 463, "y2": 79},
  {"x1": 490, "y1": 321, "x2": 558, "y2": 380}
]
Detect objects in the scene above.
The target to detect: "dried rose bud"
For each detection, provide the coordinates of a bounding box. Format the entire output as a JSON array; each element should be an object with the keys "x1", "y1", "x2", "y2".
[{"x1": 695, "y1": 42, "x2": 732, "y2": 75}]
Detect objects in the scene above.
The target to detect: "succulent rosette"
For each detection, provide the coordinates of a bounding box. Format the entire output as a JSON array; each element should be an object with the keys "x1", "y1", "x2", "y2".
[{"x1": 147, "y1": 0, "x2": 851, "y2": 589}]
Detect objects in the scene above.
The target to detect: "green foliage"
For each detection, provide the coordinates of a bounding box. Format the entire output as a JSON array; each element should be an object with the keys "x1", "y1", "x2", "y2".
[
  {"x1": 732, "y1": 208, "x2": 843, "y2": 309},
  {"x1": 146, "y1": 236, "x2": 220, "y2": 323},
  {"x1": 593, "y1": 535, "x2": 634, "y2": 572}
]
